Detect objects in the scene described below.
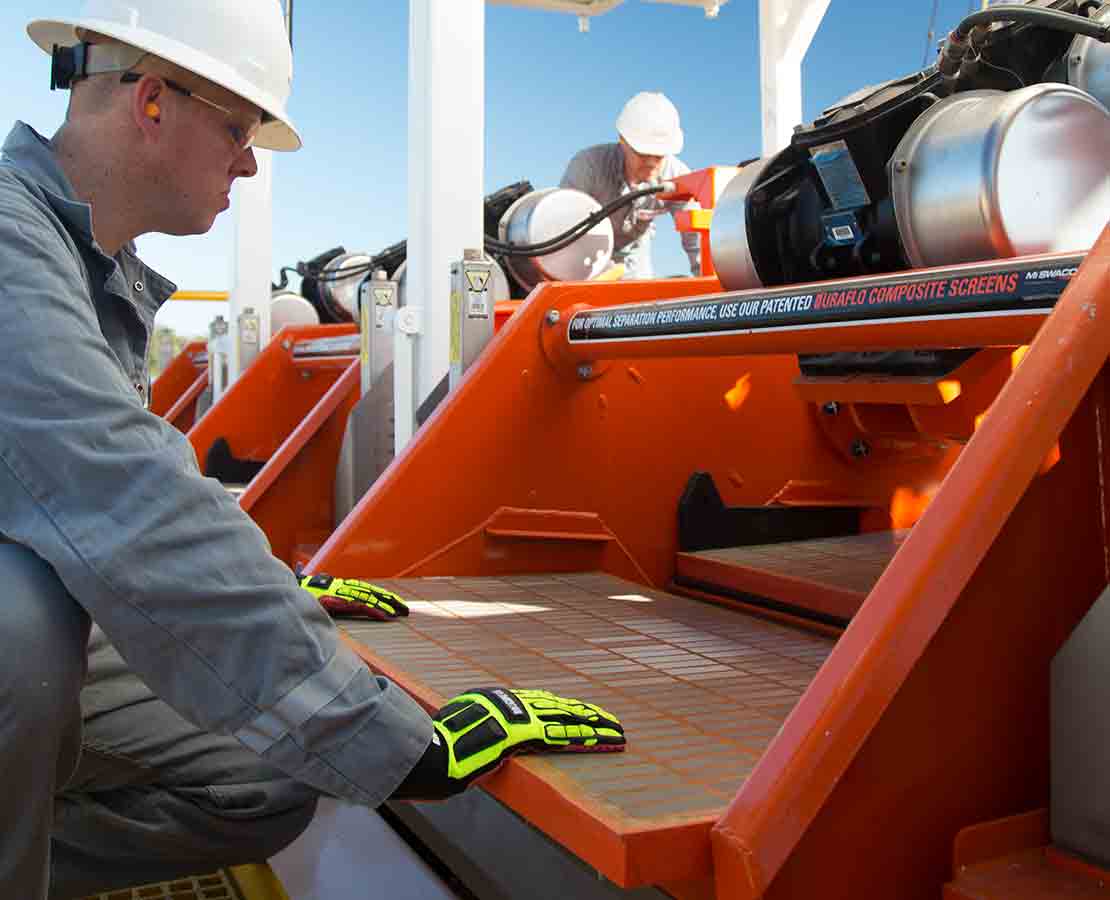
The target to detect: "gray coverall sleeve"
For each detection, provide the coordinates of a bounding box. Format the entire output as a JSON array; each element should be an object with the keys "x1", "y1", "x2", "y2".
[
  {"x1": 0, "y1": 187, "x2": 431, "y2": 808},
  {"x1": 559, "y1": 149, "x2": 595, "y2": 194},
  {"x1": 667, "y1": 157, "x2": 702, "y2": 274}
]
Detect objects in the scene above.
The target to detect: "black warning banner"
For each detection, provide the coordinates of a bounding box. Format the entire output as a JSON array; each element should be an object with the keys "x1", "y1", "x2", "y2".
[{"x1": 566, "y1": 255, "x2": 1083, "y2": 343}]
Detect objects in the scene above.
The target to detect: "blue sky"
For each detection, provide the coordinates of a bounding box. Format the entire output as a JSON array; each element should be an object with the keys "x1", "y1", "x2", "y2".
[{"x1": 0, "y1": 0, "x2": 983, "y2": 336}]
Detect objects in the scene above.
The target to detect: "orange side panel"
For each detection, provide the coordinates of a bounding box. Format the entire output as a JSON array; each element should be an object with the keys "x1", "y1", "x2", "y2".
[
  {"x1": 951, "y1": 809, "x2": 1049, "y2": 871},
  {"x1": 944, "y1": 847, "x2": 1110, "y2": 900},
  {"x1": 150, "y1": 340, "x2": 206, "y2": 417},
  {"x1": 181, "y1": 323, "x2": 359, "y2": 567},
  {"x1": 709, "y1": 229, "x2": 1110, "y2": 899},
  {"x1": 494, "y1": 300, "x2": 521, "y2": 332},
  {"x1": 188, "y1": 323, "x2": 356, "y2": 469},
  {"x1": 244, "y1": 361, "x2": 360, "y2": 567},
  {"x1": 309, "y1": 280, "x2": 961, "y2": 586},
  {"x1": 758, "y1": 425, "x2": 1103, "y2": 899},
  {"x1": 163, "y1": 371, "x2": 208, "y2": 434}
]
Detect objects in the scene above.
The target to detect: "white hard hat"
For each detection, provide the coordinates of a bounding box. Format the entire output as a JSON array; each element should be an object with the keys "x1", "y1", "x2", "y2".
[
  {"x1": 27, "y1": 0, "x2": 301, "y2": 151},
  {"x1": 616, "y1": 91, "x2": 683, "y2": 157}
]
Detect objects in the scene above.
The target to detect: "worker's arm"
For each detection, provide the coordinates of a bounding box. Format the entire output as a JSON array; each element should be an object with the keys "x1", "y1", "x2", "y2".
[
  {"x1": 0, "y1": 177, "x2": 431, "y2": 808},
  {"x1": 665, "y1": 156, "x2": 703, "y2": 275}
]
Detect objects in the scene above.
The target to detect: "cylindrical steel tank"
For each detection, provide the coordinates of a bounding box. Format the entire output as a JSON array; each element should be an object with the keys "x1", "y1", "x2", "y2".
[
  {"x1": 707, "y1": 158, "x2": 772, "y2": 291},
  {"x1": 270, "y1": 291, "x2": 320, "y2": 333},
  {"x1": 498, "y1": 187, "x2": 614, "y2": 291},
  {"x1": 891, "y1": 83, "x2": 1110, "y2": 268},
  {"x1": 316, "y1": 252, "x2": 372, "y2": 321},
  {"x1": 1067, "y1": 3, "x2": 1110, "y2": 113}
]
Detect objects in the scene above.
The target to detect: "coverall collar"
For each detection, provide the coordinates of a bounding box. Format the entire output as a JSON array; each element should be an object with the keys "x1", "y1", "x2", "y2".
[{"x1": 0, "y1": 121, "x2": 177, "y2": 304}]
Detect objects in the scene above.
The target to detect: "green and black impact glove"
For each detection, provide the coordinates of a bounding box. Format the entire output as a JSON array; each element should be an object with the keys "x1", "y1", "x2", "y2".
[
  {"x1": 394, "y1": 687, "x2": 625, "y2": 800},
  {"x1": 299, "y1": 574, "x2": 409, "y2": 621}
]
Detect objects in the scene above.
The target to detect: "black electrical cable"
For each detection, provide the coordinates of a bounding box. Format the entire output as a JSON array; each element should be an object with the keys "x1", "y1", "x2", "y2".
[
  {"x1": 977, "y1": 53, "x2": 1027, "y2": 88},
  {"x1": 484, "y1": 183, "x2": 666, "y2": 253},
  {"x1": 956, "y1": 3, "x2": 1110, "y2": 42},
  {"x1": 309, "y1": 263, "x2": 375, "y2": 282},
  {"x1": 937, "y1": 3, "x2": 1110, "y2": 79},
  {"x1": 284, "y1": 183, "x2": 671, "y2": 286},
  {"x1": 270, "y1": 260, "x2": 374, "y2": 295},
  {"x1": 485, "y1": 183, "x2": 669, "y2": 258}
]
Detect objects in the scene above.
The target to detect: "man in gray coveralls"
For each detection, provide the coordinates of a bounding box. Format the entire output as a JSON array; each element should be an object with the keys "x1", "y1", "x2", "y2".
[
  {"x1": 0, "y1": 3, "x2": 624, "y2": 898},
  {"x1": 561, "y1": 91, "x2": 701, "y2": 280}
]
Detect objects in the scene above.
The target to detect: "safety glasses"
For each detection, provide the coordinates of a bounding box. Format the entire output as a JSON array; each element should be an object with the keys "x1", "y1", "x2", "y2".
[{"x1": 120, "y1": 72, "x2": 262, "y2": 151}]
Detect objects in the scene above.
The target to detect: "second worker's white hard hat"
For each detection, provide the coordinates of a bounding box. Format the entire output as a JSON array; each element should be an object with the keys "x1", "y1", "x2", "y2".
[
  {"x1": 28, "y1": 0, "x2": 301, "y2": 151},
  {"x1": 616, "y1": 91, "x2": 684, "y2": 157}
]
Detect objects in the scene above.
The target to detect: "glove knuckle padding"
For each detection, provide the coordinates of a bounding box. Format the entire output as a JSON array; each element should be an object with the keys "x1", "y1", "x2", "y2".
[
  {"x1": 300, "y1": 574, "x2": 409, "y2": 619},
  {"x1": 433, "y1": 694, "x2": 523, "y2": 780},
  {"x1": 431, "y1": 687, "x2": 627, "y2": 782}
]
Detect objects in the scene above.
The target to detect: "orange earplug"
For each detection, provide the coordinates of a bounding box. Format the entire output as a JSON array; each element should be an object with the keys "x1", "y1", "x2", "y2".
[{"x1": 144, "y1": 101, "x2": 160, "y2": 119}]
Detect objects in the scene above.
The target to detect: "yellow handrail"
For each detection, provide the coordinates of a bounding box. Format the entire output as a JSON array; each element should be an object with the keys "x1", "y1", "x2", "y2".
[{"x1": 168, "y1": 290, "x2": 229, "y2": 302}]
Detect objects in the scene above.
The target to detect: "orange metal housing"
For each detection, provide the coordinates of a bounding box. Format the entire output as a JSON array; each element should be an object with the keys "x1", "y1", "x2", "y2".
[
  {"x1": 150, "y1": 340, "x2": 207, "y2": 431},
  {"x1": 194, "y1": 226, "x2": 1110, "y2": 897},
  {"x1": 186, "y1": 306, "x2": 524, "y2": 566},
  {"x1": 187, "y1": 323, "x2": 359, "y2": 565}
]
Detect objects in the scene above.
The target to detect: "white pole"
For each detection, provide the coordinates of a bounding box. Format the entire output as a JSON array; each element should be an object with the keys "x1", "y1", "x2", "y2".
[
  {"x1": 402, "y1": 0, "x2": 485, "y2": 448},
  {"x1": 227, "y1": 148, "x2": 274, "y2": 386},
  {"x1": 758, "y1": 0, "x2": 831, "y2": 156}
]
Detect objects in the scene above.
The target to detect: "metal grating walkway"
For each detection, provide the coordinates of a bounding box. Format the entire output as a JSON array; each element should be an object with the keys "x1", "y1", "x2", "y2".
[
  {"x1": 82, "y1": 870, "x2": 239, "y2": 900},
  {"x1": 341, "y1": 572, "x2": 834, "y2": 886},
  {"x1": 81, "y1": 864, "x2": 287, "y2": 900}
]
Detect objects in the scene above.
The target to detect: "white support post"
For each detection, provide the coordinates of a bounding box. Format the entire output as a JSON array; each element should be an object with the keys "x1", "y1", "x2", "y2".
[
  {"x1": 758, "y1": 0, "x2": 831, "y2": 156},
  {"x1": 402, "y1": 0, "x2": 485, "y2": 450},
  {"x1": 227, "y1": 148, "x2": 274, "y2": 385}
]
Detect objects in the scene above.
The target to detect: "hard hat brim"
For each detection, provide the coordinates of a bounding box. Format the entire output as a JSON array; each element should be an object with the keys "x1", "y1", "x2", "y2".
[
  {"x1": 621, "y1": 128, "x2": 684, "y2": 158},
  {"x1": 28, "y1": 17, "x2": 301, "y2": 151}
]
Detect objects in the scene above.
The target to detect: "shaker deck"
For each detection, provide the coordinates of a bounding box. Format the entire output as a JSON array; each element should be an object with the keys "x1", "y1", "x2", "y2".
[{"x1": 341, "y1": 571, "x2": 834, "y2": 886}]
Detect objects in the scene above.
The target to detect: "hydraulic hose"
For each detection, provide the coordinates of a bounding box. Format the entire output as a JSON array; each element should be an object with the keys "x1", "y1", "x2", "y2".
[
  {"x1": 958, "y1": 3, "x2": 1110, "y2": 42},
  {"x1": 485, "y1": 182, "x2": 672, "y2": 258},
  {"x1": 938, "y1": 4, "x2": 1110, "y2": 77},
  {"x1": 281, "y1": 181, "x2": 675, "y2": 289}
]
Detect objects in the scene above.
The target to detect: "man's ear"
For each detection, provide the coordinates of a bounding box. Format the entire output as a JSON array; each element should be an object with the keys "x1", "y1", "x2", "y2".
[{"x1": 131, "y1": 75, "x2": 164, "y2": 138}]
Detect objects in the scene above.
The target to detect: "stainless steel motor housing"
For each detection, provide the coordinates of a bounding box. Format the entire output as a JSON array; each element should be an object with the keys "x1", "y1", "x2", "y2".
[{"x1": 890, "y1": 82, "x2": 1110, "y2": 268}]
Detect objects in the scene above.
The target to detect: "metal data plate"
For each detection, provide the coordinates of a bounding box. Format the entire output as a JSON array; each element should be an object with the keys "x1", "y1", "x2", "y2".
[
  {"x1": 810, "y1": 139, "x2": 870, "y2": 211},
  {"x1": 463, "y1": 261, "x2": 492, "y2": 319},
  {"x1": 449, "y1": 259, "x2": 495, "y2": 381},
  {"x1": 292, "y1": 334, "x2": 362, "y2": 358},
  {"x1": 362, "y1": 279, "x2": 398, "y2": 331}
]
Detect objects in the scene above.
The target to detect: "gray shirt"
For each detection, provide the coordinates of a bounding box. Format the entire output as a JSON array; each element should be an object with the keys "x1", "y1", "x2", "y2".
[
  {"x1": 560, "y1": 142, "x2": 701, "y2": 279},
  {"x1": 0, "y1": 122, "x2": 431, "y2": 807}
]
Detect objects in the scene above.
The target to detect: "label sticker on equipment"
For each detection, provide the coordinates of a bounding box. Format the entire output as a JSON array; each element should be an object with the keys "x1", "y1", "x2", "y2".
[
  {"x1": 467, "y1": 293, "x2": 489, "y2": 318},
  {"x1": 450, "y1": 291, "x2": 462, "y2": 362},
  {"x1": 565, "y1": 254, "x2": 1081, "y2": 342},
  {"x1": 373, "y1": 287, "x2": 395, "y2": 329},
  {"x1": 465, "y1": 268, "x2": 491, "y2": 293}
]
